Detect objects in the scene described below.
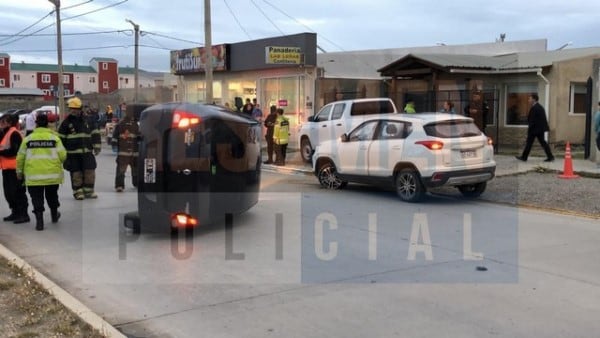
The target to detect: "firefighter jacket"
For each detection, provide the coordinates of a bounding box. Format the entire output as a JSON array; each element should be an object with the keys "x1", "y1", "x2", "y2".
[
  {"x1": 57, "y1": 112, "x2": 101, "y2": 154},
  {"x1": 273, "y1": 115, "x2": 290, "y2": 145},
  {"x1": 16, "y1": 127, "x2": 67, "y2": 186},
  {"x1": 111, "y1": 117, "x2": 139, "y2": 157},
  {"x1": 0, "y1": 126, "x2": 23, "y2": 169}
]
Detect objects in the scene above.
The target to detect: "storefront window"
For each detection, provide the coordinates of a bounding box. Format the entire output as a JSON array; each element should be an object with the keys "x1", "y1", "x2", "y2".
[
  {"x1": 186, "y1": 81, "x2": 222, "y2": 104},
  {"x1": 259, "y1": 76, "x2": 304, "y2": 123},
  {"x1": 506, "y1": 83, "x2": 537, "y2": 126}
]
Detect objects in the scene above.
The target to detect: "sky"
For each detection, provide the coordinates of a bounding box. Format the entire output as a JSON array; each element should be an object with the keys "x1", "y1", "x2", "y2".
[{"x1": 0, "y1": 0, "x2": 598, "y2": 72}]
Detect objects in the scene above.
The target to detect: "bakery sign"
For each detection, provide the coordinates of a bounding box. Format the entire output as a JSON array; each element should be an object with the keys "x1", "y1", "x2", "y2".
[{"x1": 265, "y1": 46, "x2": 302, "y2": 65}]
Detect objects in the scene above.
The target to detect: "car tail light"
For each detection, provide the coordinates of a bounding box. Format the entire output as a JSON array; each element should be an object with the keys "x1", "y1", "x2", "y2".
[
  {"x1": 171, "y1": 213, "x2": 199, "y2": 228},
  {"x1": 172, "y1": 110, "x2": 202, "y2": 129},
  {"x1": 487, "y1": 137, "x2": 494, "y2": 146},
  {"x1": 415, "y1": 140, "x2": 444, "y2": 150}
]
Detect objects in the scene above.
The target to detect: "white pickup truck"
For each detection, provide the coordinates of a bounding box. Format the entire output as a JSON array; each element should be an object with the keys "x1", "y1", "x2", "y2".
[{"x1": 297, "y1": 98, "x2": 399, "y2": 162}]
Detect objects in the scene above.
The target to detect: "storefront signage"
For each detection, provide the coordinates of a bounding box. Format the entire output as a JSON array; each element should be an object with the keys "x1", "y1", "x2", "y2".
[
  {"x1": 265, "y1": 46, "x2": 302, "y2": 65},
  {"x1": 278, "y1": 99, "x2": 288, "y2": 107},
  {"x1": 170, "y1": 45, "x2": 228, "y2": 75}
]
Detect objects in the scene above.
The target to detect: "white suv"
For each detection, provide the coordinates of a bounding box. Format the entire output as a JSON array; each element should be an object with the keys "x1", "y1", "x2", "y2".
[
  {"x1": 298, "y1": 98, "x2": 398, "y2": 162},
  {"x1": 312, "y1": 113, "x2": 496, "y2": 202}
]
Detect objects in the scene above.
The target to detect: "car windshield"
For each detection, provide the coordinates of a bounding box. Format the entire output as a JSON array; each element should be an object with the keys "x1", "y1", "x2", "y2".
[{"x1": 423, "y1": 120, "x2": 481, "y2": 138}]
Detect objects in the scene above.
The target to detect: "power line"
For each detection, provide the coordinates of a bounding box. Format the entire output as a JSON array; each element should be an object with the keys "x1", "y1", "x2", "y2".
[
  {"x1": 0, "y1": 11, "x2": 54, "y2": 44},
  {"x1": 0, "y1": 30, "x2": 131, "y2": 38},
  {"x1": 250, "y1": 0, "x2": 287, "y2": 37},
  {"x1": 260, "y1": 0, "x2": 346, "y2": 52},
  {"x1": 62, "y1": 0, "x2": 129, "y2": 22},
  {"x1": 141, "y1": 31, "x2": 203, "y2": 45},
  {"x1": 222, "y1": 0, "x2": 252, "y2": 40}
]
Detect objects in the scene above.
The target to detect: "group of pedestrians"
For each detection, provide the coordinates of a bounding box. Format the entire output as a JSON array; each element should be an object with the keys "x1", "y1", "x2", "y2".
[{"x1": 1, "y1": 96, "x2": 136, "y2": 231}]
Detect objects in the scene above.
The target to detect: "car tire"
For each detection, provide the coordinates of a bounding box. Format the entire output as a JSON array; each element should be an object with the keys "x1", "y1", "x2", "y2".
[
  {"x1": 317, "y1": 162, "x2": 347, "y2": 189},
  {"x1": 300, "y1": 138, "x2": 313, "y2": 163},
  {"x1": 458, "y1": 182, "x2": 487, "y2": 198},
  {"x1": 395, "y1": 169, "x2": 425, "y2": 202}
]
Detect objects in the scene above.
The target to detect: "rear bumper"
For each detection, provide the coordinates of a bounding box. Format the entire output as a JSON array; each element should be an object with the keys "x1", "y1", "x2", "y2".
[{"x1": 422, "y1": 166, "x2": 496, "y2": 188}]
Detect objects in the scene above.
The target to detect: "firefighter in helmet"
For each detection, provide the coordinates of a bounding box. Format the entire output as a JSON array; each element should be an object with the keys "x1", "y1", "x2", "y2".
[{"x1": 57, "y1": 97, "x2": 102, "y2": 200}]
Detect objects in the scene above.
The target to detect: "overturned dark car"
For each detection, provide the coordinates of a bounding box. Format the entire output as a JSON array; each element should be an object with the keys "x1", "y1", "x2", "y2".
[{"x1": 124, "y1": 102, "x2": 262, "y2": 233}]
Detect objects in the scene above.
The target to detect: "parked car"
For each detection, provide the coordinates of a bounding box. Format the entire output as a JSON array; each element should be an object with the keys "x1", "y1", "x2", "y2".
[
  {"x1": 312, "y1": 113, "x2": 496, "y2": 202},
  {"x1": 297, "y1": 98, "x2": 399, "y2": 162}
]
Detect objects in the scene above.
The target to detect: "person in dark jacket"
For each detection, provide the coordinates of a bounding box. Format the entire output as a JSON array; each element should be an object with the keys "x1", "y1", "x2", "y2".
[
  {"x1": 57, "y1": 97, "x2": 102, "y2": 200},
  {"x1": 515, "y1": 93, "x2": 554, "y2": 162},
  {"x1": 263, "y1": 105, "x2": 277, "y2": 164},
  {"x1": 111, "y1": 107, "x2": 139, "y2": 192},
  {"x1": 0, "y1": 113, "x2": 29, "y2": 223},
  {"x1": 464, "y1": 91, "x2": 490, "y2": 133}
]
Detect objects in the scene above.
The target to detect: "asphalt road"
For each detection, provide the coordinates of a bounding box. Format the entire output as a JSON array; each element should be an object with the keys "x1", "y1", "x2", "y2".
[{"x1": 1, "y1": 151, "x2": 599, "y2": 337}]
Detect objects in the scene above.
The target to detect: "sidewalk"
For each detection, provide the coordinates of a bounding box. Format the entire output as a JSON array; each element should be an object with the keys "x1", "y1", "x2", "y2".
[{"x1": 262, "y1": 150, "x2": 600, "y2": 178}]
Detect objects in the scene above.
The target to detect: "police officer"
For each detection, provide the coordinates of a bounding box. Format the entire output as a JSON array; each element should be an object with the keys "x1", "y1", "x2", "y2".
[
  {"x1": 0, "y1": 113, "x2": 30, "y2": 223},
  {"x1": 16, "y1": 114, "x2": 67, "y2": 231},
  {"x1": 273, "y1": 108, "x2": 290, "y2": 166},
  {"x1": 111, "y1": 106, "x2": 139, "y2": 192},
  {"x1": 57, "y1": 97, "x2": 102, "y2": 200}
]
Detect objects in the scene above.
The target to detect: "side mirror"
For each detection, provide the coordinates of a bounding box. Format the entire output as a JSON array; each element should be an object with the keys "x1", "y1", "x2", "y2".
[
  {"x1": 307, "y1": 116, "x2": 315, "y2": 122},
  {"x1": 340, "y1": 133, "x2": 349, "y2": 142}
]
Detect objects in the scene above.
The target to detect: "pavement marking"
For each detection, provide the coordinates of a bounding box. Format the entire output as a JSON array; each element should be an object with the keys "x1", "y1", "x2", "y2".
[{"x1": 0, "y1": 242, "x2": 126, "y2": 338}]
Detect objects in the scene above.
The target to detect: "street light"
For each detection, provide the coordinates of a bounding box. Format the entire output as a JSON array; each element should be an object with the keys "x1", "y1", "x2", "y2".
[
  {"x1": 125, "y1": 19, "x2": 139, "y2": 103},
  {"x1": 48, "y1": 0, "x2": 65, "y2": 121}
]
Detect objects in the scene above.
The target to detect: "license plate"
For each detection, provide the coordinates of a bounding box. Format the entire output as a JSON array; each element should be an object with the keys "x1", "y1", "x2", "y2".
[
  {"x1": 460, "y1": 150, "x2": 476, "y2": 159},
  {"x1": 144, "y1": 158, "x2": 156, "y2": 183}
]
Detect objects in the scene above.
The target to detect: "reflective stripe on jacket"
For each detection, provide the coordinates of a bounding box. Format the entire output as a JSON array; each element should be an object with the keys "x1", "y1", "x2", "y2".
[
  {"x1": 0, "y1": 127, "x2": 20, "y2": 169},
  {"x1": 273, "y1": 115, "x2": 290, "y2": 145},
  {"x1": 16, "y1": 127, "x2": 67, "y2": 186}
]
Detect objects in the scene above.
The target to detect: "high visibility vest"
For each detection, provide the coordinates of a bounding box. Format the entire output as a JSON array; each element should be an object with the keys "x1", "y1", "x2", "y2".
[
  {"x1": 0, "y1": 127, "x2": 20, "y2": 169},
  {"x1": 16, "y1": 127, "x2": 67, "y2": 186},
  {"x1": 273, "y1": 115, "x2": 289, "y2": 145}
]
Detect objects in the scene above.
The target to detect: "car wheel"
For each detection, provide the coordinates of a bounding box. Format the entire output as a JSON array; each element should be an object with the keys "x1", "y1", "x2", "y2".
[
  {"x1": 300, "y1": 138, "x2": 313, "y2": 163},
  {"x1": 458, "y1": 182, "x2": 487, "y2": 198},
  {"x1": 317, "y1": 162, "x2": 347, "y2": 189},
  {"x1": 395, "y1": 169, "x2": 425, "y2": 202}
]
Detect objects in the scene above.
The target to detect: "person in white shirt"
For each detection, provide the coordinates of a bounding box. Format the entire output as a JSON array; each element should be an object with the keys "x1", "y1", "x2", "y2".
[{"x1": 25, "y1": 111, "x2": 37, "y2": 136}]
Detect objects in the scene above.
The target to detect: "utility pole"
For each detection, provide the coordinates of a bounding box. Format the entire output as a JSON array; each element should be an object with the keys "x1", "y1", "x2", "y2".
[
  {"x1": 204, "y1": 0, "x2": 213, "y2": 104},
  {"x1": 48, "y1": 0, "x2": 65, "y2": 120},
  {"x1": 126, "y1": 19, "x2": 139, "y2": 103}
]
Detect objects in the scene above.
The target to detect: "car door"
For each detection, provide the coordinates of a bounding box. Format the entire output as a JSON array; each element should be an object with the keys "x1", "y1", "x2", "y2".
[
  {"x1": 337, "y1": 120, "x2": 379, "y2": 176},
  {"x1": 308, "y1": 104, "x2": 332, "y2": 146},
  {"x1": 317, "y1": 103, "x2": 346, "y2": 148},
  {"x1": 367, "y1": 120, "x2": 409, "y2": 177}
]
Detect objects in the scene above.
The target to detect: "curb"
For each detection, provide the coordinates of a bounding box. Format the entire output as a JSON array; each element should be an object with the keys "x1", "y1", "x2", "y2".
[{"x1": 0, "y1": 243, "x2": 126, "y2": 338}]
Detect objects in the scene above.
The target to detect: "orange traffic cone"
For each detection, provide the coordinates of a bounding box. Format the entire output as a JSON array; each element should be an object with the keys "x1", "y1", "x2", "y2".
[{"x1": 558, "y1": 141, "x2": 579, "y2": 179}]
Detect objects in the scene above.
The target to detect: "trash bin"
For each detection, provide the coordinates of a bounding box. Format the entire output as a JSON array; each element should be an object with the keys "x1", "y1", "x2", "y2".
[{"x1": 124, "y1": 102, "x2": 262, "y2": 233}]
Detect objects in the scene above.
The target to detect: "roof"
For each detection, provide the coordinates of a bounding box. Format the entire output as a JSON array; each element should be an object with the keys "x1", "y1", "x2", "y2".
[
  {"x1": 89, "y1": 57, "x2": 118, "y2": 63},
  {"x1": 0, "y1": 53, "x2": 9, "y2": 58},
  {"x1": 378, "y1": 47, "x2": 600, "y2": 76},
  {"x1": 10, "y1": 62, "x2": 96, "y2": 73},
  {"x1": 0, "y1": 87, "x2": 45, "y2": 96},
  {"x1": 318, "y1": 39, "x2": 548, "y2": 79}
]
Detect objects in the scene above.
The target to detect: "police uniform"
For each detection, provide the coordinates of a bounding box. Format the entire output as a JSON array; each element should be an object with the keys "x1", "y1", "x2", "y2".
[
  {"x1": 111, "y1": 112, "x2": 139, "y2": 191},
  {"x1": 273, "y1": 109, "x2": 290, "y2": 166},
  {"x1": 0, "y1": 114, "x2": 30, "y2": 223},
  {"x1": 57, "y1": 97, "x2": 102, "y2": 200},
  {"x1": 16, "y1": 114, "x2": 67, "y2": 230}
]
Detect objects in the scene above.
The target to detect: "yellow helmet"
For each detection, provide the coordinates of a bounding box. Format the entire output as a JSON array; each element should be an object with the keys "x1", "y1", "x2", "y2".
[{"x1": 68, "y1": 97, "x2": 82, "y2": 109}]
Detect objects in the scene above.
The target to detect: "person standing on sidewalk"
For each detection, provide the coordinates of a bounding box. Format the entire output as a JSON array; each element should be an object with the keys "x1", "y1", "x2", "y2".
[
  {"x1": 594, "y1": 101, "x2": 600, "y2": 167},
  {"x1": 0, "y1": 113, "x2": 30, "y2": 224},
  {"x1": 111, "y1": 107, "x2": 139, "y2": 192},
  {"x1": 515, "y1": 93, "x2": 554, "y2": 162},
  {"x1": 273, "y1": 108, "x2": 290, "y2": 166},
  {"x1": 263, "y1": 105, "x2": 277, "y2": 164},
  {"x1": 57, "y1": 97, "x2": 102, "y2": 200},
  {"x1": 16, "y1": 114, "x2": 66, "y2": 231}
]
